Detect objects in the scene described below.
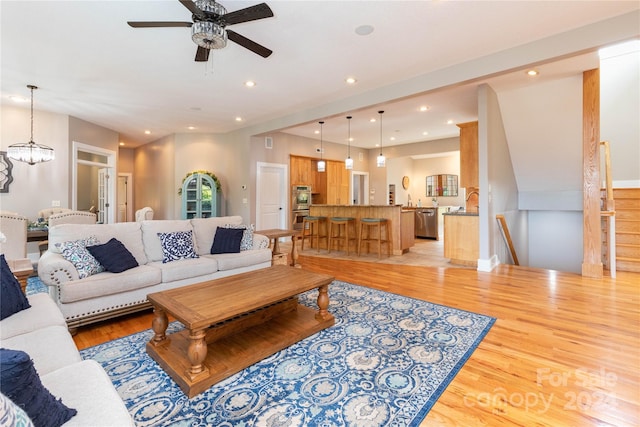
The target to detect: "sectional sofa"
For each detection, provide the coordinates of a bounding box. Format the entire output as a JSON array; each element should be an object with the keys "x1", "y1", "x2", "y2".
[
  {"x1": 37, "y1": 216, "x2": 273, "y2": 332},
  {"x1": 1, "y1": 288, "x2": 133, "y2": 425}
]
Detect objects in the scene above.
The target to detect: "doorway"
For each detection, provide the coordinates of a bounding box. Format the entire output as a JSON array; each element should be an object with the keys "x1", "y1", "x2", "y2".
[
  {"x1": 72, "y1": 141, "x2": 116, "y2": 224},
  {"x1": 117, "y1": 173, "x2": 133, "y2": 222},
  {"x1": 256, "y1": 162, "x2": 287, "y2": 230},
  {"x1": 351, "y1": 171, "x2": 369, "y2": 205}
]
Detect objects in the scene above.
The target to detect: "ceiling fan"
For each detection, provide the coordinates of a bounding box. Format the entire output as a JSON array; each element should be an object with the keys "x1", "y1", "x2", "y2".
[{"x1": 128, "y1": 0, "x2": 273, "y2": 62}]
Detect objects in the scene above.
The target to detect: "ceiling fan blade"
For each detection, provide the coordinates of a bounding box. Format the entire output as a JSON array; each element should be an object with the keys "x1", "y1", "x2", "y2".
[
  {"x1": 227, "y1": 29, "x2": 272, "y2": 58},
  {"x1": 179, "y1": 0, "x2": 205, "y2": 18},
  {"x1": 195, "y1": 46, "x2": 210, "y2": 62},
  {"x1": 223, "y1": 3, "x2": 273, "y2": 25},
  {"x1": 128, "y1": 21, "x2": 192, "y2": 28}
]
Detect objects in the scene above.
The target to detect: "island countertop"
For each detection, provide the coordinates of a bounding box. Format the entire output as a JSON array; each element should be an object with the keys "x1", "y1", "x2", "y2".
[{"x1": 309, "y1": 204, "x2": 414, "y2": 255}]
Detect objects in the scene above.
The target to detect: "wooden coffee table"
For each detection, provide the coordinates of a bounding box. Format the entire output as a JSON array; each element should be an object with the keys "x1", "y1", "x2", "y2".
[{"x1": 146, "y1": 265, "x2": 335, "y2": 397}]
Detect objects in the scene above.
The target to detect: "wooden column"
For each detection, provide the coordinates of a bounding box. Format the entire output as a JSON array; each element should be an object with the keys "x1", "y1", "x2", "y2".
[{"x1": 582, "y1": 68, "x2": 603, "y2": 278}]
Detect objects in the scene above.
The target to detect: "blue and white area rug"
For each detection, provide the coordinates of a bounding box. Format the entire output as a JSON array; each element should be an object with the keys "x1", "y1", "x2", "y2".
[{"x1": 30, "y1": 278, "x2": 494, "y2": 426}]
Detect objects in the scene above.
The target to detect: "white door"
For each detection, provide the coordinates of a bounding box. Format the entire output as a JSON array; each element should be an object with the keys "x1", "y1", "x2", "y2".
[
  {"x1": 256, "y1": 162, "x2": 287, "y2": 230},
  {"x1": 117, "y1": 174, "x2": 132, "y2": 222},
  {"x1": 98, "y1": 168, "x2": 110, "y2": 224}
]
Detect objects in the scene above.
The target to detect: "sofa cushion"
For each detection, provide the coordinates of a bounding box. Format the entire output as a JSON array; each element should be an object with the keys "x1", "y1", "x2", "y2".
[
  {"x1": 41, "y1": 360, "x2": 134, "y2": 426},
  {"x1": 223, "y1": 223, "x2": 255, "y2": 251},
  {"x1": 206, "y1": 248, "x2": 272, "y2": 271},
  {"x1": 0, "y1": 294, "x2": 67, "y2": 340},
  {"x1": 57, "y1": 237, "x2": 104, "y2": 279},
  {"x1": 0, "y1": 348, "x2": 77, "y2": 427},
  {"x1": 141, "y1": 220, "x2": 194, "y2": 262},
  {"x1": 210, "y1": 228, "x2": 243, "y2": 254},
  {"x1": 1, "y1": 326, "x2": 82, "y2": 376},
  {"x1": 87, "y1": 238, "x2": 138, "y2": 273},
  {"x1": 0, "y1": 391, "x2": 34, "y2": 427},
  {"x1": 191, "y1": 216, "x2": 243, "y2": 256},
  {"x1": 158, "y1": 230, "x2": 199, "y2": 263},
  {"x1": 48, "y1": 223, "x2": 147, "y2": 266},
  {"x1": 148, "y1": 257, "x2": 219, "y2": 283},
  {"x1": 58, "y1": 265, "x2": 162, "y2": 304},
  {"x1": 0, "y1": 254, "x2": 31, "y2": 320}
]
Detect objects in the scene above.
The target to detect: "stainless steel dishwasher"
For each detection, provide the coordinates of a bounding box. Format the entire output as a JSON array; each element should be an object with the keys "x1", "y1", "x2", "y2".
[{"x1": 415, "y1": 208, "x2": 438, "y2": 239}]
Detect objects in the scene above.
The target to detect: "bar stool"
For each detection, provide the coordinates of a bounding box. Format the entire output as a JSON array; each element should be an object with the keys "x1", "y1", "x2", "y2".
[
  {"x1": 328, "y1": 217, "x2": 357, "y2": 255},
  {"x1": 301, "y1": 216, "x2": 327, "y2": 252},
  {"x1": 358, "y1": 218, "x2": 391, "y2": 258}
]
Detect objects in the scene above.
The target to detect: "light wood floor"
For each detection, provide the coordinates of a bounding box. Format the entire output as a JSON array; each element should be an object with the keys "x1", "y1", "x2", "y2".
[{"x1": 72, "y1": 257, "x2": 640, "y2": 427}]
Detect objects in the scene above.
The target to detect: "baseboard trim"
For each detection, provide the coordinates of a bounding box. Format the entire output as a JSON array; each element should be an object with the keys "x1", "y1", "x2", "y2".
[{"x1": 477, "y1": 255, "x2": 500, "y2": 272}]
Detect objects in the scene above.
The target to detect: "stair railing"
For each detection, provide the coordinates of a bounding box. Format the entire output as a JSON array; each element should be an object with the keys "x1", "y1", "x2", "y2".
[
  {"x1": 496, "y1": 214, "x2": 519, "y2": 266},
  {"x1": 600, "y1": 141, "x2": 616, "y2": 278}
]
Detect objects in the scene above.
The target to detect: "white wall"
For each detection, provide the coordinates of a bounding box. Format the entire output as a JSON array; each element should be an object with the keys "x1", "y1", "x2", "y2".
[{"x1": 529, "y1": 211, "x2": 583, "y2": 273}]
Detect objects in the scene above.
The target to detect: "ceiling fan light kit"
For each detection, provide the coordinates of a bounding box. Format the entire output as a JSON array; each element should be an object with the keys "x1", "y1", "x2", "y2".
[{"x1": 128, "y1": 0, "x2": 273, "y2": 62}]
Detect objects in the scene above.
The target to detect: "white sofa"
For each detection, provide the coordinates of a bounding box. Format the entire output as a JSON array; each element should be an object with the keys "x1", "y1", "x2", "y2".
[
  {"x1": 0, "y1": 293, "x2": 133, "y2": 426},
  {"x1": 38, "y1": 216, "x2": 272, "y2": 331}
]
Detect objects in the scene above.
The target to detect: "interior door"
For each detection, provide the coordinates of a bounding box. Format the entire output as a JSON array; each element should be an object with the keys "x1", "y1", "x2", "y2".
[
  {"x1": 117, "y1": 174, "x2": 131, "y2": 222},
  {"x1": 256, "y1": 162, "x2": 287, "y2": 230},
  {"x1": 98, "y1": 168, "x2": 110, "y2": 224}
]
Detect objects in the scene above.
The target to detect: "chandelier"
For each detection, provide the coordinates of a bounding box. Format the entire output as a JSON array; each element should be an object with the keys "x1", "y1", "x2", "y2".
[
  {"x1": 7, "y1": 85, "x2": 55, "y2": 165},
  {"x1": 191, "y1": 0, "x2": 227, "y2": 50}
]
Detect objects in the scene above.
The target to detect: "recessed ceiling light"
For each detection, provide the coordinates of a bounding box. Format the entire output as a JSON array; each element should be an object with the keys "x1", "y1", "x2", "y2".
[
  {"x1": 119, "y1": 142, "x2": 125, "y2": 146},
  {"x1": 314, "y1": 130, "x2": 320, "y2": 135},
  {"x1": 345, "y1": 77, "x2": 357, "y2": 85},
  {"x1": 446, "y1": 120, "x2": 454, "y2": 125},
  {"x1": 419, "y1": 105, "x2": 430, "y2": 112},
  {"x1": 235, "y1": 116, "x2": 243, "y2": 122},
  {"x1": 144, "y1": 130, "x2": 151, "y2": 135},
  {"x1": 9, "y1": 95, "x2": 29, "y2": 103},
  {"x1": 244, "y1": 80, "x2": 256, "y2": 88},
  {"x1": 422, "y1": 131, "x2": 429, "y2": 136},
  {"x1": 390, "y1": 137, "x2": 396, "y2": 141},
  {"x1": 370, "y1": 118, "x2": 376, "y2": 123},
  {"x1": 187, "y1": 126, "x2": 196, "y2": 130},
  {"x1": 527, "y1": 69, "x2": 539, "y2": 76},
  {"x1": 355, "y1": 25, "x2": 374, "y2": 36}
]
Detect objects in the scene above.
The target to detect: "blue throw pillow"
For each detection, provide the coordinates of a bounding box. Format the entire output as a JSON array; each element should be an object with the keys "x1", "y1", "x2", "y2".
[
  {"x1": 210, "y1": 228, "x2": 244, "y2": 254},
  {"x1": 87, "y1": 238, "x2": 138, "y2": 273},
  {"x1": 0, "y1": 348, "x2": 77, "y2": 427},
  {"x1": 157, "y1": 230, "x2": 199, "y2": 263},
  {"x1": 0, "y1": 254, "x2": 31, "y2": 320}
]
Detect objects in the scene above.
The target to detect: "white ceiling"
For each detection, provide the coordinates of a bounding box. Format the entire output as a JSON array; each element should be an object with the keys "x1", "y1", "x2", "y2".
[{"x1": 1, "y1": 1, "x2": 638, "y2": 149}]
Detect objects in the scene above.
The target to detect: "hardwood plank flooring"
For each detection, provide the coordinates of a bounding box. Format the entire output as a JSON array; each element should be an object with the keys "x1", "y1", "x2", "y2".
[{"x1": 72, "y1": 256, "x2": 640, "y2": 426}]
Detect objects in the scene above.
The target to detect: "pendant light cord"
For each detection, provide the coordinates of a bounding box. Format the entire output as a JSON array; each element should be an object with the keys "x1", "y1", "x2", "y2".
[{"x1": 378, "y1": 110, "x2": 384, "y2": 155}]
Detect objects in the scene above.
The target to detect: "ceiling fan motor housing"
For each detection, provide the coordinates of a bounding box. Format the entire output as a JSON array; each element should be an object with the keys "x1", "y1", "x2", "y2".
[{"x1": 191, "y1": 0, "x2": 227, "y2": 49}]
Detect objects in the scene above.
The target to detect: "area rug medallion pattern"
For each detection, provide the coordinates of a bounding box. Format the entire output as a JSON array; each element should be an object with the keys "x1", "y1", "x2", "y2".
[{"x1": 69, "y1": 280, "x2": 494, "y2": 426}]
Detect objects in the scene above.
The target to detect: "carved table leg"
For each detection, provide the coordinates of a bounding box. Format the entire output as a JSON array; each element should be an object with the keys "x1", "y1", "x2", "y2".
[
  {"x1": 272, "y1": 238, "x2": 281, "y2": 256},
  {"x1": 315, "y1": 284, "x2": 333, "y2": 321},
  {"x1": 290, "y1": 234, "x2": 300, "y2": 267},
  {"x1": 150, "y1": 306, "x2": 168, "y2": 345},
  {"x1": 186, "y1": 328, "x2": 209, "y2": 380}
]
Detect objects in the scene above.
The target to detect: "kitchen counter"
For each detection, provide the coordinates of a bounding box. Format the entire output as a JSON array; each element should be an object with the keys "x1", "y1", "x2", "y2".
[
  {"x1": 309, "y1": 205, "x2": 414, "y2": 254},
  {"x1": 443, "y1": 211, "x2": 479, "y2": 216}
]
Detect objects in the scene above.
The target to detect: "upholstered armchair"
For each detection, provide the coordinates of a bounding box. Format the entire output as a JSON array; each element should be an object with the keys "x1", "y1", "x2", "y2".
[
  {"x1": 39, "y1": 210, "x2": 98, "y2": 254},
  {"x1": 0, "y1": 211, "x2": 32, "y2": 292},
  {"x1": 135, "y1": 207, "x2": 154, "y2": 222},
  {"x1": 37, "y1": 207, "x2": 72, "y2": 221}
]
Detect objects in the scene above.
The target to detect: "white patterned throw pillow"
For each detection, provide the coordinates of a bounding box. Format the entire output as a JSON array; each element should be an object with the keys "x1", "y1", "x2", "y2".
[
  {"x1": 56, "y1": 236, "x2": 104, "y2": 279},
  {"x1": 157, "y1": 230, "x2": 199, "y2": 263},
  {"x1": 223, "y1": 224, "x2": 255, "y2": 251}
]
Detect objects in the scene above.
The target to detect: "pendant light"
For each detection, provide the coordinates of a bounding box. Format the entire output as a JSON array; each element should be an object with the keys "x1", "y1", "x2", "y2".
[
  {"x1": 7, "y1": 85, "x2": 55, "y2": 165},
  {"x1": 377, "y1": 110, "x2": 386, "y2": 168},
  {"x1": 317, "y1": 121, "x2": 326, "y2": 172},
  {"x1": 345, "y1": 116, "x2": 353, "y2": 170}
]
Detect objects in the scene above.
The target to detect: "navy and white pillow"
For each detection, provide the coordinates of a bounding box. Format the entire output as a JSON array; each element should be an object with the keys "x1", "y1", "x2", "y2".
[
  {"x1": 157, "y1": 230, "x2": 199, "y2": 263},
  {"x1": 56, "y1": 236, "x2": 104, "y2": 279}
]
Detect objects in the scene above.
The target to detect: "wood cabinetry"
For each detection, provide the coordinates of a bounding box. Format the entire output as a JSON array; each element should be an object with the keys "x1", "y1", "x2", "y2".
[
  {"x1": 443, "y1": 214, "x2": 479, "y2": 266},
  {"x1": 290, "y1": 156, "x2": 312, "y2": 185},
  {"x1": 291, "y1": 155, "x2": 349, "y2": 205},
  {"x1": 457, "y1": 121, "x2": 478, "y2": 189},
  {"x1": 326, "y1": 160, "x2": 350, "y2": 205}
]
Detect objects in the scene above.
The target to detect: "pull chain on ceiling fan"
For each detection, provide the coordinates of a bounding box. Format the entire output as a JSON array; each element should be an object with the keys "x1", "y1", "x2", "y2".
[{"x1": 128, "y1": 0, "x2": 273, "y2": 62}]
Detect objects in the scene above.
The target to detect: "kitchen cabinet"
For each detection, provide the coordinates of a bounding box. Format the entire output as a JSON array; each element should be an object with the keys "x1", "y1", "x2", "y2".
[
  {"x1": 290, "y1": 156, "x2": 311, "y2": 185},
  {"x1": 443, "y1": 213, "x2": 479, "y2": 266},
  {"x1": 181, "y1": 173, "x2": 220, "y2": 219},
  {"x1": 325, "y1": 160, "x2": 350, "y2": 205},
  {"x1": 457, "y1": 121, "x2": 478, "y2": 189}
]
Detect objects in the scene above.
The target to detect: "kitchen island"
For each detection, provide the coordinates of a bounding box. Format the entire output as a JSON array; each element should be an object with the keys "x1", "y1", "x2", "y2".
[
  {"x1": 309, "y1": 205, "x2": 414, "y2": 255},
  {"x1": 443, "y1": 211, "x2": 479, "y2": 266}
]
